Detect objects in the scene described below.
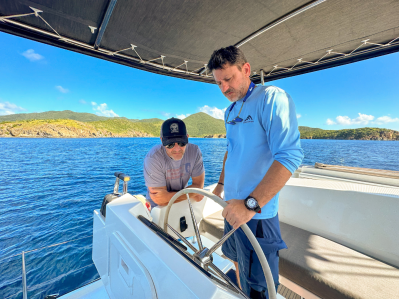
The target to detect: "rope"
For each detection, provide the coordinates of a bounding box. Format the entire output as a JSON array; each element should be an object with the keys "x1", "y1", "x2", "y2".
[
  {"x1": 27, "y1": 264, "x2": 96, "y2": 299},
  {"x1": 255, "y1": 33, "x2": 399, "y2": 79},
  {"x1": 0, "y1": 252, "x2": 23, "y2": 263},
  {"x1": 0, "y1": 235, "x2": 93, "y2": 263},
  {"x1": 24, "y1": 235, "x2": 93, "y2": 254},
  {"x1": 4, "y1": 292, "x2": 19, "y2": 299}
]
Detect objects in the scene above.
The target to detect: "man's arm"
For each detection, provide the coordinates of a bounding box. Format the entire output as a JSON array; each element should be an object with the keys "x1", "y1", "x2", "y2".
[
  {"x1": 212, "y1": 151, "x2": 227, "y2": 198},
  {"x1": 222, "y1": 161, "x2": 291, "y2": 229},
  {"x1": 148, "y1": 172, "x2": 205, "y2": 206}
]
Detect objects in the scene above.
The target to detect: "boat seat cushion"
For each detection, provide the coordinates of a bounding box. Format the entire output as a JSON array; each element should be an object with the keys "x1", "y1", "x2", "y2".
[
  {"x1": 279, "y1": 222, "x2": 399, "y2": 299},
  {"x1": 200, "y1": 211, "x2": 399, "y2": 299},
  {"x1": 199, "y1": 209, "x2": 224, "y2": 239}
]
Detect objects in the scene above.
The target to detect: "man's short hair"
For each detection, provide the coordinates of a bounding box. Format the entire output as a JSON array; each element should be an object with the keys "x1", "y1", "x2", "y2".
[{"x1": 207, "y1": 46, "x2": 248, "y2": 72}]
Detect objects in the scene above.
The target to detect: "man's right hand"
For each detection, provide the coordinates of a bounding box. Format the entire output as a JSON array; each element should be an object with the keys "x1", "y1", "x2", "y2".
[{"x1": 212, "y1": 183, "x2": 224, "y2": 199}]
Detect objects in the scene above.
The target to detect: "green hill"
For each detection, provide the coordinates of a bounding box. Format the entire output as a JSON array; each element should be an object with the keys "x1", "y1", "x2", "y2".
[
  {"x1": 2, "y1": 110, "x2": 397, "y2": 140},
  {"x1": 0, "y1": 110, "x2": 156, "y2": 123},
  {"x1": 183, "y1": 112, "x2": 226, "y2": 137},
  {"x1": 0, "y1": 112, "x2": 225, "y2": 138},
  {"x1": 298, "y1": 126, "x2": 323, "y2": 133},
  {"x1": 0, "y1": 118, "x2": 158, "y2": 138},
  {"x1": 299, "y1": 127, "x2": 399, "y2": 140},
  {"x1": 137, "y1": 118, "x2": 163, "y2": 123},
  {"x1": 90, "y1": 118, "x2": 162, "y2": 136},
  {"x1": 0, "y1": 110, "x2": 121, "y2": 122}
]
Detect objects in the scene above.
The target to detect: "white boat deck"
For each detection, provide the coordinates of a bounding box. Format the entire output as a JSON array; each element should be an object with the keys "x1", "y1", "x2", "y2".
[
  {"x1": 59, "y1": 280, "x2": 109, "y2": 299},
  {"x1": 59, "y1": 279, "x2": 286, "y2": 299},
  {"x1": 60, "y1": 234, "x2": 288, "y2": 299}
]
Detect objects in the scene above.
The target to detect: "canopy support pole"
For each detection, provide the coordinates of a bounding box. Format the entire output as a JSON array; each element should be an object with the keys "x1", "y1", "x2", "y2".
[
  {"x1": 260, "y1": 69, "x2": 264, "y2": 85},
  {"x1": 94, "y1": 0, "x2": 118, "y2": 50},
  {"x1": 235, "y1": 0, "x2": 326, "y2": 48}
]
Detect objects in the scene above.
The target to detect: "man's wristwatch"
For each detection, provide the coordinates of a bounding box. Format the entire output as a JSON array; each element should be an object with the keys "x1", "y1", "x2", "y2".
[{"x1": 244, "y1": 196, "x2": 261, "y2": 213}]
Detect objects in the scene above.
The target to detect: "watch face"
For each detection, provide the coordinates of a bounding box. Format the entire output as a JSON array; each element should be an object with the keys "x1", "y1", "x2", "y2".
[{"x1": 247, "y1": 197, "x2": 257, "y2": 208}]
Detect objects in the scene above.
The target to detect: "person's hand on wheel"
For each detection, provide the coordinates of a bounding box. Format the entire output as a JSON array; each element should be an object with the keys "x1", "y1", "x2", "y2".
[{"x1": 212, "y1": 183, "x2": 224, "y2": 199}]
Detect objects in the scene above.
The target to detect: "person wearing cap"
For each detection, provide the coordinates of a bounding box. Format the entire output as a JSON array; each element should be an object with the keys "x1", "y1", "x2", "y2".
[
  {"x1": 208, "y1": 46, "x2": 303, "y2": 298},
  {"x1": 143, "y1": 117, "x2": 205, "y2": 208}
]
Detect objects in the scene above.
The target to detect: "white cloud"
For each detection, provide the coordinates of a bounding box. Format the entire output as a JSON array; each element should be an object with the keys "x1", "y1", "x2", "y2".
[
  {"x1": 56, "y1": 86, "x2": 69, "y2": 93},
  {"x1": 199, "y1": 105, "x2": 227, "y2": 120},
  {"x1": 176, "y1": 114, "x2": 190, "y2": 119},
  {"x1": 161, "y1": 112, "x2": 171, "y2": 117},
  {"x1": 297, "y1": 114, "x2": 301, "y2": 119},
  {"x1": 326, "y1": 118, "x2": 336, "y2": 125},
  {"x1": 79, "y1": 99, "x2": 87, "y2": 104},
  {"x1": 335, "y1": 113, "x2": 374, "y2": 125},
  {"x1": 374, "y1": 116, "x2": 399, "y2": 124},
  {"x1": 22, "y1": 49, "x2": 44, "y2": 62},
  {"x1": 0, "y1": 101, "x2": 27, "y2": 115},
  {"x1": 91, "y1": 102, "x2": 119, "y2": 117},
  {"x1": 327, "y1": 113, "x2": 399, "y2": 127}
]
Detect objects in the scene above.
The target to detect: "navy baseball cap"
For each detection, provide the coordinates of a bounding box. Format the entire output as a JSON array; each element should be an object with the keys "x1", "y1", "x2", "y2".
[{"x1": 160, "y1": 118, "x2": 188, "y2": 146}]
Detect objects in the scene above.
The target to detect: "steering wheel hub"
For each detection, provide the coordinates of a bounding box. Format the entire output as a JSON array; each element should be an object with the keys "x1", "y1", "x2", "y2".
[{"x1": 193, "y1": 248, "x2": 213, "y2": 267}]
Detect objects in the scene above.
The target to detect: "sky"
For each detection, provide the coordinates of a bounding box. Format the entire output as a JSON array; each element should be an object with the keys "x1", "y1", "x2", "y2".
[{"x1": 1, "y1": 31, "x2": 399, "y2": 130}]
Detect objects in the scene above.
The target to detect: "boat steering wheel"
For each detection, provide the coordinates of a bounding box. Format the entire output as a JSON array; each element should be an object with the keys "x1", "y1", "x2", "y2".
[{"x1": 163, "y1": 188, "x2": 277, "y2": 299}]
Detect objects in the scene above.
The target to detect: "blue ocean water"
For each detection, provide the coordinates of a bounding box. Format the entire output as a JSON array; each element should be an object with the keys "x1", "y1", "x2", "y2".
[{"x1": 0, "y1": 138, "x2": 398, "y2": 299}]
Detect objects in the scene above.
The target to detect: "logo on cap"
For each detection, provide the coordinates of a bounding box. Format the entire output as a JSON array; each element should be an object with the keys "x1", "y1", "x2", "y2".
[{"x1": 170, "y1": 123, "x2": 179, "y2": 133}]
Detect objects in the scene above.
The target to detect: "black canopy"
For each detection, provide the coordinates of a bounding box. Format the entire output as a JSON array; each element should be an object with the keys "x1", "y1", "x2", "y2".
[{"x1": 1, "y1": 0, "x2": 398, "y2": 84}]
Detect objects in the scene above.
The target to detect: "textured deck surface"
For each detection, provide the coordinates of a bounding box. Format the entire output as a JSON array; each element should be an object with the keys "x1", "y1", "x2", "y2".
[{"x1": 278, "y1": 284, "x2": 302, "y2": 299}]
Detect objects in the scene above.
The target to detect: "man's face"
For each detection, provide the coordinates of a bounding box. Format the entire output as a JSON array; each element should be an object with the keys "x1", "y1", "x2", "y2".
[
  {"x1": 213, "y1": 63, "x2": 251, "y2": 102},
  {"x1": 163, "y1": 139, "x2": 187, "y2": 161}
]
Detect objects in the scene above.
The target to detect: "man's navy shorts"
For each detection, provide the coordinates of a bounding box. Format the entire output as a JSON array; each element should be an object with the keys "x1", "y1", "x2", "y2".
[{"x1": 221, "y1": 214, "x2": 287, "y2": 298}]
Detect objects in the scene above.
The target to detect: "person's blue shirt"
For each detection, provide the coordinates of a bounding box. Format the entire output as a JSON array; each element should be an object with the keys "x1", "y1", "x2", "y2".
[{"x1": 224, "y1": 84, "x2": 304, "y2": 219}]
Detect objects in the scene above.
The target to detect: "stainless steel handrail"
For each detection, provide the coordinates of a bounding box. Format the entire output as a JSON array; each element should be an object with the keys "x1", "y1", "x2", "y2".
[
  {"x1": 22, "y1": 251, "x2": 27, "y2": 299},
  {"x1": 1, "y1": 235, "x2": 93, "y2": 299}
]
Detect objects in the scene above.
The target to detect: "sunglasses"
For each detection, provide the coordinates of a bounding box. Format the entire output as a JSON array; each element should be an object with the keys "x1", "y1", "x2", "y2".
[
  {"x1": 165, "y1": 142, "x2": 187, "y2": 149},
  {"x1": 226, "y1": 116, "x2": 243, "y2": 125}
]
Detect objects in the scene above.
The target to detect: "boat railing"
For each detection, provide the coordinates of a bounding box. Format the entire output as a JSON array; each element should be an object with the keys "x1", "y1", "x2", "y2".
[{"x1": 1, "y1": 235, "x2": 95, "y2": 299}]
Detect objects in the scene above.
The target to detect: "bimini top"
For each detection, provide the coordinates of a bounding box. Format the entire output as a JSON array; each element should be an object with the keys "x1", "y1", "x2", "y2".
[{"x1": 1, "y1": 0, "x2": 398, "y2": 84}]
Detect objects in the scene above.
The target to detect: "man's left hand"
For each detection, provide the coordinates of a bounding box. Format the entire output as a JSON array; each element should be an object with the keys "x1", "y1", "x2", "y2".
[{"x1": 222, "y1": 199, "x2": 256, "y2": 229}]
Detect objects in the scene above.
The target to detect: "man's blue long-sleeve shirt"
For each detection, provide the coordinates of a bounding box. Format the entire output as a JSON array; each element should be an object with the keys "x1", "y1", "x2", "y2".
[{"x1": 224, "y1": 85, "x2": 304, "y2": 219}]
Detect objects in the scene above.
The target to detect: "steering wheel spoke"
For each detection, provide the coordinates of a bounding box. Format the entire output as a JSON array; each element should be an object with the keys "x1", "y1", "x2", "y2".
[
  {"x1": 208, "y1": 262, "x2": 249, "y2": 299},
  {"x1": 186, "y1": 195, "x2": 204, "y2": 251},
  {"x1": 167, "y1": 224, "x2": 198, "y2": 253},
  {"x1": 205, "y1": 227, "x2": 237, "y2": 258}
]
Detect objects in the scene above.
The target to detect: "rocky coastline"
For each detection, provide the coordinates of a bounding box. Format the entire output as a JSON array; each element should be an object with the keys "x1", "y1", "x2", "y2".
[
  {"x1": 203, "y1": 134, "x2": 226, "y2": 138},
  {"x1": 300, "y1": 128, "x2": 399, "y2": 140},
  {"x1": 0, "y1": 121, "x2": 152, "y2": 138},
  {"x1": 204, "y1": 131, "x2": 399, "y2": 140},
  {"x1": 1, "y1": 115, "x2": 399, "y2": 141}
]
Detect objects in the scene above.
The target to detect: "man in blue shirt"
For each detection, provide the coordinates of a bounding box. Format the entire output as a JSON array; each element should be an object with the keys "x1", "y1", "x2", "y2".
[{"x1": 209, "y1": 46, "x2": 303, "y2": 298}]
